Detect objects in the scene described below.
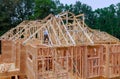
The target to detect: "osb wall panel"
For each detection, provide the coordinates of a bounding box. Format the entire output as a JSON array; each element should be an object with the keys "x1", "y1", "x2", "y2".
[
  {"x1": 0, "y1": 76, "x2": 11, "y2": 79},
  {"x1": 14, "y1": 42, "x2": 21, "y2": 69},
  {"x1": 20, "y1": 43, "x2": 27, "y2": 74},
  {"x1": 0, "y1": 55, "x2": 1, "y2": 63},
  {"x1": 0, "y1": 40, "x2": 21, "y2": 77},
  {"x1": 25, "y1": 45, "x2": 38, "y2": 79},
  {"x1": 0, "y1": 40, "x2": 16, "y2": 63},
  {"x1": 0, "y1": 40, "x2": 2, "y2": 62},
  {"x1": 0, "y1": 40, "x2": 1, "y2": 54}
]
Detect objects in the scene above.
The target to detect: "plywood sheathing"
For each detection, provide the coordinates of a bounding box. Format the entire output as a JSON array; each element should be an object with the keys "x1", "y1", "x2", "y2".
[
  {"x1": 19, "y1": 43, "x2": 26, "y2": 74},
  {"x1": 0, "y1": 76, "x2": 11, "y2": 79},
  {"x1": 0, "y1": 40, "x2": 20, "y2": 77},
  {"x1": 1, "y1": 40, "x2": 15, "y2": 63},
  {"x1": 25, "y1": 44, "x2": 38, "y2": 79}
]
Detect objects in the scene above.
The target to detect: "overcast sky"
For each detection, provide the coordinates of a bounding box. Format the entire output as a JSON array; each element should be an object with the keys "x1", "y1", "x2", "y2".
[{"x1": 60, "y1": 0, "x2": 120, "y2": 10}]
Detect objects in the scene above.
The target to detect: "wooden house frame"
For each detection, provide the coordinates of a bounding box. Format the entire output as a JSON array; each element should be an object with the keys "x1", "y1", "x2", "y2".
[{"x1": 0, "y1": 12, "x2": 120, "y2": 79}]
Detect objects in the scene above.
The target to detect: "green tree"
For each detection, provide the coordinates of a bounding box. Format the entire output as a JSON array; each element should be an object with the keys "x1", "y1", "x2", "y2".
[
  {"x1": 33, "y1": 0, "x2": 56, "y2": 19},
  {"x1": 12, "y1": 0, "x2": 34, "y2": 24},
  {"x1": 115, "y1": 3, "x2": 120, "y2": 38},
  {"x1": 0, "y1": 0, "x2": 34, "y2": 36},
  {"x1": 73, "y1": 1, "x2": 94, "y2": 28},
  {"x1": 0, "y1": 0, "x2": 20, "y2": 36},
  {"x1": 93, "y1": 4, "x2": 120, "y2": 39}
]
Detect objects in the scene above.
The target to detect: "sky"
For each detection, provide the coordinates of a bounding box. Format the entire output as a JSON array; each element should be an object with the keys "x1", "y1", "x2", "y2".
[{"x1": 60, "y1": 0, "x2": 120, "y2": 10}]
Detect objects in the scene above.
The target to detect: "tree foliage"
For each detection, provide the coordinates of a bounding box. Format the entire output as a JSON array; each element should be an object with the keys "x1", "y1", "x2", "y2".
[
  {"x1": 93, "y1": 4, "x2": 120, "y2": 38},
  {"x1": 0, "y1": 0, "x2": 19, "y2": 35},
  {"x1": 0, "y1": 0, "x2": 34, "y2": 36},
  {"x1": 0, "y1": 0, "x2": 120, "y2": 39},
  {"x1": 33, "y1": 0, "x2": 56, "y2": 19}
]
